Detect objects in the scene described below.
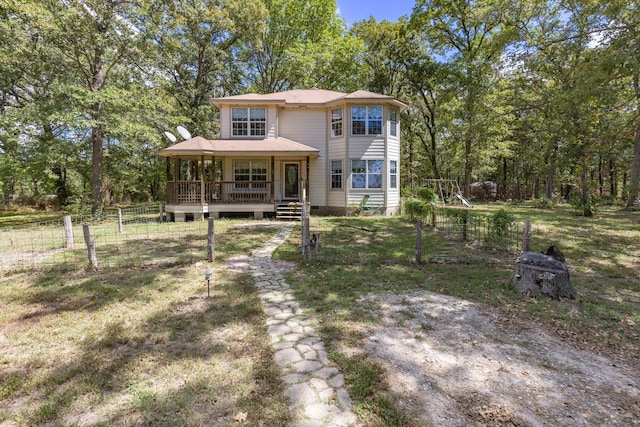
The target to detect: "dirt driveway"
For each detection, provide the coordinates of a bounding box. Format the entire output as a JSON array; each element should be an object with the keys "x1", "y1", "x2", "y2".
[{"x1": 353, "y1": 291, "x2": 640, "y2": 426}]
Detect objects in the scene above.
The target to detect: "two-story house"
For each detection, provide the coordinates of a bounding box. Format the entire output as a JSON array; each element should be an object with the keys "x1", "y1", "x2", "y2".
[{"x1": 157, "y1": 89, "x2": 406, "y2": 221}]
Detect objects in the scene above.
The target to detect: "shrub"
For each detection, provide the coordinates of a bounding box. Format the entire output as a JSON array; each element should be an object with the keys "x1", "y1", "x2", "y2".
[
  {"x1": 570, "y1": 191, "x2": 597, "y2": 217},
  {"x1": 533, "y1": 197, "x2": 555, "y2": 209},
  {"x1": 489, "y1": 209, "x2": 517, "y2": 247}
]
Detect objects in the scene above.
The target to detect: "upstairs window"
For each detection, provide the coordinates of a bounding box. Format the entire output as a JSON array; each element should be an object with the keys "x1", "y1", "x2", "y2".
[
  {"x1": 390, "y1": 108, "x2": 398, "y2": 137},
  {"x1": 232, "y1": 107, "x2": 266, "y2": 137},
  {"x1": 351, "y1": 105, "x2": 382, "y2": 136},
  {"x1": 331, "y1": 108, "x2": 343, "y2": 137}
]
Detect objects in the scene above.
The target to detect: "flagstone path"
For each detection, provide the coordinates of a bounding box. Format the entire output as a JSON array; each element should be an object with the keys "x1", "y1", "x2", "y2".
[{"x1": 225, "y1": 223, "x2": 360, "y2": 427}]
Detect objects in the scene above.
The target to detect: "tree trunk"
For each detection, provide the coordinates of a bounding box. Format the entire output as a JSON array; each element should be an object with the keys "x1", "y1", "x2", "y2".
[
  {"x1": 91, "y1": 124, "x2": 104, "y2": 214},
  {"x1": 90, "y1": 44, "x2": 106, "y2": 214},
  {"x1": 580, "y1": 166, "x2": 593, "y2": 217},
  {"x1": 415, "y1": 218, "x2": 423, "y2": 264},
  {"x1": 626, "y1": 70, "x2": 640, "y2": 208},
  {"x1": 463, "y1": 145, "x2": 472, "y2": 199},
  {"x1": 511, "y1": 252, "x2": 577, "y2": 300}
]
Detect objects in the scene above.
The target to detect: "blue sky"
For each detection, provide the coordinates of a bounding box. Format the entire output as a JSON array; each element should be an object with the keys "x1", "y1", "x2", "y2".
[{"x1": 336, "y1": 0, "x2": 416, "y2": 26}]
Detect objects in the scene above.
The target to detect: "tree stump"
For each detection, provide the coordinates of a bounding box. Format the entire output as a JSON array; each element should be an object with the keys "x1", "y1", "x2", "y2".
[{"x1": 510, "y1": 251, "x2": 577, "y2": 300}]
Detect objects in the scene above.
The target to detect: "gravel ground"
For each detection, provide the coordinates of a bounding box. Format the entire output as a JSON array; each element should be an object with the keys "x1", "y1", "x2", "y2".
[{"x1": 352, "y1": 291, "x2": 640, "y2": 427}]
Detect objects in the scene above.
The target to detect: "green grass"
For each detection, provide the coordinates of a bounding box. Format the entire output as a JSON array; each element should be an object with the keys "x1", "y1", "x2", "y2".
[
  {"x1": 273, "y1": 205, "x2": 640, "y2": 426},
  {"x1": 0, "y1": 207, "x2": 64, "y2": 228},
  {"x1": 1, "y1": 204, "x2": 638, "y2": 426},
  {"x1": 0, "y1": 220, "x2": 289, "y2": 427}
]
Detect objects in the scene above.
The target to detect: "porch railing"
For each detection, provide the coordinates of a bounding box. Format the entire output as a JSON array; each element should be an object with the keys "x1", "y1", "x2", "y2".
[{"x1": 167, "y1": 181, "x2": 273, "y2": 204}]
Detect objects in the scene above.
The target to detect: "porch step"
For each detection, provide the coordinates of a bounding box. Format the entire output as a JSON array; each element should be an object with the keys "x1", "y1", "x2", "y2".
[{"x1": 276, "y1": 202, "x2": 303, "y2": 220}]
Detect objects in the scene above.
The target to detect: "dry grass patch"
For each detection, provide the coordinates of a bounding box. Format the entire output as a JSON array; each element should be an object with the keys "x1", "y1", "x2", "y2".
[{"x1": 0, "y1": 221, "x2": 289, "y2": 426}]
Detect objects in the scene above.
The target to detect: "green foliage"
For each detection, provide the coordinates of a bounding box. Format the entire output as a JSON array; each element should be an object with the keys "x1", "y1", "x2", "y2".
[
  {"x1": 403, "y1": 187, "x2": 438, "y2": 220},
  {"x1": 571, "y1": 191, "x2": 598, "y2": 217},
  {"x1": 487, "y1": 209, "x2": 520, "y2": 250},
  {"x1": 489, "y1": 208, "x2": 516, "y2": 242},
  {"x1": 415, "y1": 187, "x2": 438, "y2": 204},
  {"x1": 403, "y1": 198, "x2": 427, "y2": 220},
  {"x1": 533, "y1": 197, "x2": 555, "y2": 209}
]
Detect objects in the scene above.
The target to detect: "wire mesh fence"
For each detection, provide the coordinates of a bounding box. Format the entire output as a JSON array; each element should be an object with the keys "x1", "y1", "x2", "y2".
[
  {"x1": 432, "y1": 207, "x2": 523, "y2": 252},
  {"x1": 0, "y1": 205, "x2": 208, "y2": 272}
]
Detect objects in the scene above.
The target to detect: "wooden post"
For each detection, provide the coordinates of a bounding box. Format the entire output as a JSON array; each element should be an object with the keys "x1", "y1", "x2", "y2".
[
  {"x1": 303, "y1": 217, "x2": 311, "y2": 261},
  {"x1": 117, "y1": 208, "x2": 124, "y2": 234},
  {"x1": 207, "y1": 217, "x2": 215, "y2": 262},
  {"x1": 200, "y1": 155, "x2": 206, "y2": 205},
  {"x1": 415, "y1": 218, "x2": 423, "y2": 264},
  {"x1": 159, "y1": 203, "x2": 164, "y2": 223},
  {"x1": 63, "y1": 215, "x2": 74, "y2": 249},
  {"x1": 301, "y1": 189, "x2": 311, "y2": 260},
  {"x1": 82, "y1": 223, "x2": 98, "y2": 269},
  {"x1": 523, "y1": 219, "x2": 531, "y2": 252}
]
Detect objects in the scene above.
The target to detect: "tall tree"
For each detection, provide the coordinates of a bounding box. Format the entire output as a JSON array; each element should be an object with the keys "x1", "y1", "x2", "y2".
[
  {"x1": 144, "y1": 0, "x2": 267, "y2": 137},
  {"x1": 243, "y1": 0, "x2": 349, "y2": 93},
  {"x1": 412, "y1": 0, "x2": 521, "y2": 197},
  {"x1": 38, "y1": 0, "x2": 150, "y2": 213}
]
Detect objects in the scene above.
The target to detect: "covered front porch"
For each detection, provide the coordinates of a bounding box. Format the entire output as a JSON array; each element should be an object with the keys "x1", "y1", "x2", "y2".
[{"x1": 158, "y1": 137, "x2": 318, "y2": 221}]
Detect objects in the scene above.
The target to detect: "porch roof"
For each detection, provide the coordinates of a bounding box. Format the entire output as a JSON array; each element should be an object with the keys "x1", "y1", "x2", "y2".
[{"x1": 157, "y1": 136, "x2": 320, "y2": 158}]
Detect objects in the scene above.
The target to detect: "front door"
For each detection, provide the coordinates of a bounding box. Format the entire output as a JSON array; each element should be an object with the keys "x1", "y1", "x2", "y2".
[{"x1": 283, "y1": 163, "x2": 299, "y2": 200}]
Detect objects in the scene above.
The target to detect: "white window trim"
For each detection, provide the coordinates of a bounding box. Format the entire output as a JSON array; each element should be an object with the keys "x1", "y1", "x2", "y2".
[
  {"x1": 330, "y1": 160, "x2": 343, "y2": 190},
  {"x1": 351, "y1": 159, "x2": 383, "y2": 189},
  {"x1": 390, "y1": 108, "x2": 398, "y2": 137},
  {"x1": 233, "y1": 159, "x2": 268, "y2": 188},
  {"x1": 351, "y1": 105, "x2": 383, "y2": 136},
  {"x1": 389, "y1": 160, "x2": 398, "y2": 189},
  {"x1": 331, "y1": 108, "x2": 343, "y2": 138},
  {"x1": 231, "y1": 107, "x2": 266, "y2": 137}
]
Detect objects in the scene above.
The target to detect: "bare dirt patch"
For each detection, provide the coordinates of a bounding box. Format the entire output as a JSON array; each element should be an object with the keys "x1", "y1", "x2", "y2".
[{"x1": 354, "y1": 291, "x2": 640, "y2": 427}]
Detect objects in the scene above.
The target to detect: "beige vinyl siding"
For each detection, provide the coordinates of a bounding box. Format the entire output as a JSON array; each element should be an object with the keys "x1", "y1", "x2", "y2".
[
  {"x1": 278, "y1": 108, "x2": 327, "y2": 206},
  {"x1": 387, "y1": 132, "x2": 401, "y2": 211},
  {"x1": 348, "y1": 192, "x2": 385, "y2": 207},
  {"x1": 267, "y1": 105, "x2": 277, "y2": 139},
  {"x1": 348, "y1": 137, "x2": 386, "y2": 158},
  {"x1": 328, "y1": 142, "x2": 346, "y2": 159},
  {"x1": 328, "y1": 137, "x2": 346, "y2": 208},
  {"x1": 220, "y1": 106, "x2": 230, "y2": 138}
]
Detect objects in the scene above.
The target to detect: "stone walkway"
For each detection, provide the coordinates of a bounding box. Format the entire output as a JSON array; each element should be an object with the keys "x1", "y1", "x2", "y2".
[{"x1": 226, "y1": 223, "x2": 360, "y2": 427}]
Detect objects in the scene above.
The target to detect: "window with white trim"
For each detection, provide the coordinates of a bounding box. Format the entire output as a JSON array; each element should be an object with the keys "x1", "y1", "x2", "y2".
[
  {"x1": 234, "y1": 160, "x2": 267, "y2": 188},
  {"x1": 331, "y1": 160, "x2": 343, "y2": 189},
  {"x1": 351, "y1": 159, "x2": 383, "y2": 189},
  {"x1": 390, "y1": 108, "x2": 398, "y2": 137},
  {"x1": 390, "y1": 160, "x2": 398, "y2": 189},
  {"x1": 351, "y1": 105, "x2": 382, "y2": 135},
  {"x1": 232, "y1": 107, "x2": 266, "y2": 137},
  {"x1": 331, "y1": 108, "x2": 343, "y2": 137}
]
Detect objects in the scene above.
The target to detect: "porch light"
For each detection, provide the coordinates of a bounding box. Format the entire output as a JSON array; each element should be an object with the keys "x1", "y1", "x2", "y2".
[{"x1": 204, "y1": 268, "x2": 213, "y2": 298}]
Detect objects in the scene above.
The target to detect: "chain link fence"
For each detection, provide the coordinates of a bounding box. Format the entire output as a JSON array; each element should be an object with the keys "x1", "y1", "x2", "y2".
[{"x1": 1, "y1": 205, "x2": 208, "y2": 272}]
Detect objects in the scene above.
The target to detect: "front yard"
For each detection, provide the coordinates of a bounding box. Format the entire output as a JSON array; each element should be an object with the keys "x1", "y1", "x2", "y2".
[{"x1": 1, "y1": 204, "x2": 638, "y2": 426}]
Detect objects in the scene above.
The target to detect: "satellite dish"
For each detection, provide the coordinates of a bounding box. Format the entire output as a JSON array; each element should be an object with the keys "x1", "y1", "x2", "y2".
[
  {"x1": 164, "y1": 131, "x2": 177, "y2": 143},
  {"x1": 176, "y1": 125, "x2": 191, "y2": 140}
]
